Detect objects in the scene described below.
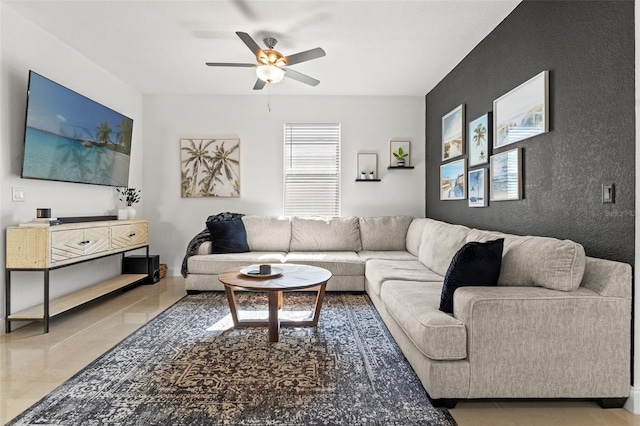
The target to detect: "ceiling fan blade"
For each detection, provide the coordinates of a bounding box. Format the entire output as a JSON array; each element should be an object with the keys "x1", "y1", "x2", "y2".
[
  {"x1": 284, "y1": 68, "x2": 320, "y2": 86},
  {"x1": 253, "y1": 79, "x2": 266, "y2": 90},
  {"x1": 205, "y1": 62, "x2": 255, "y2": 67},
  {"x1": 284, "y1": 47, "x2": 326, "y2": 66},
  {"x1": 236, "y1": 31, "x2": 262, "y2": 58}
]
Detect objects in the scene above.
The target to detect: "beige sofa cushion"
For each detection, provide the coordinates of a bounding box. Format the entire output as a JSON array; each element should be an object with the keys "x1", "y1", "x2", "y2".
[
  {"x1": 406, "y1": 218, "x2": 428, "y2": 257},
  {"x1": 188, "y1": 252, "x2": 286, "y2": 275},
  {"x1": 467, "y1": 228, "x2": 586, "y2": 292},
  {"x1": 357, "y1": 251, "x2": 417, "y2": 262},
  {"x1": 365, "y1": 259, "x2": 442, "y2": 296},
  {"x1": 290, "y1": 217, "x2": 362, "y2": 251},
  {"x1": 242, "y1": 216, "x2": 291, "y2": 252},
  {"x1": 285, "y1": 252, "x2": 364, "y2": 276},
  {"x1": 381, "y1": 280, "x2": 467, "y2": 361},
  {"x1": 418, "y1": 219, "x2": 471, "y2": 275},
  {"x1": 359, "y1": 216, "x2": 413, "y2": 250},
  {"x1": 581, "y1": 257, "x2": 632, "y2": 299}
]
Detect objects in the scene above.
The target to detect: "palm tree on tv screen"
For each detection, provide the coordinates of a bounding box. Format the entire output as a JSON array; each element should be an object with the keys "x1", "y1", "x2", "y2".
[
  {"x1": 116, "y1": 118, "x2": 133, "y2": 154},
  {"x1": 96, "y1": 122, "x2": 113, "y2": 145}
]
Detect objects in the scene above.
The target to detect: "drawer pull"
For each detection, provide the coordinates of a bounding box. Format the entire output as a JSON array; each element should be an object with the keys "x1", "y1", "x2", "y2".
[
  {"x1": 79, "y1": 240, "x2": 91, "y2": 245},
  {"x1": 128, "y1": 233, "x2": 136, "y2": 237}
]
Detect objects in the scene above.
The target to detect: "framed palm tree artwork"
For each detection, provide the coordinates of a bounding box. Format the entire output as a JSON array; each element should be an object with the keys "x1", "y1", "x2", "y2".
[
  {"x1": 468, "y1": 168, "x2": 487, "y2": 207},
  {"x1": 468, "y1": 113, "x2": 491, "y2": 167},
  {"x1": 180, "y1": 138, "x2": 240, "y2": 198}
]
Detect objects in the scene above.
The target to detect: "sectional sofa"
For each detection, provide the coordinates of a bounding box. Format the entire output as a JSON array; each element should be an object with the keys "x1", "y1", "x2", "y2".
[{"x1": 184, "y1": 215, "x2": 631, "y2": 407}]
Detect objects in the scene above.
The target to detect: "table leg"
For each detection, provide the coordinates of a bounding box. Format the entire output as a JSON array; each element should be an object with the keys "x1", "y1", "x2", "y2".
[
  {"x1": 5, "y1": 269, "x2": 11, "y2": 334},
  {"x1": 225, "y1": 286, "x2": 240, "y2": 328},
  {"x1": 268, "y1": 291, "x2": 281, "y2": 342},
  {"x1": 44, "y1": 270, "x2": 50, "y2": 333},
  {"x1": 311, "y1": 282, "x2": 327, "y2": 325}
]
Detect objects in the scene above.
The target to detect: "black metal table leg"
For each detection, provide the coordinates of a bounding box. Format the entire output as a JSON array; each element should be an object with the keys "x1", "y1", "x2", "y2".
[
  {"x1": 146, "y1": 246, "x2": 150, "y2": 283},
  {"x1": 44, "y1": 269, "x2": 50, "y2": 333},
  {"x1": 5, "y1": 269, "x2": 11, "y2": 333}
]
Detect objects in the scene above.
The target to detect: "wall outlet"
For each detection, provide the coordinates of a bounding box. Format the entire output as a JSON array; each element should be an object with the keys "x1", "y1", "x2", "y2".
[
  {"x1": 602, "y1": 183, "x2": 615, "y2": 204},
  {"x1": 11, "y1": 187, "x2": 25, "y2": 202}
]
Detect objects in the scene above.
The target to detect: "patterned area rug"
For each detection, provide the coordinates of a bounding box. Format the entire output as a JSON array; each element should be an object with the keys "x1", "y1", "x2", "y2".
[{"x1": 10, "y1": 293, "x2": 457, "y2": 426}]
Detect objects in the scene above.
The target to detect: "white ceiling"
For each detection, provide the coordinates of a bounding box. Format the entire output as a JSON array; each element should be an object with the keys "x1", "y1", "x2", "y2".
[{"x1": 4, "y1": 0, "x2": 521, "y2": 96}]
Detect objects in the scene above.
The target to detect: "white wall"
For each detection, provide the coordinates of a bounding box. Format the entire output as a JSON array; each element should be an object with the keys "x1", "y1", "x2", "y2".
[
  {"x1": 0, "y1": 4, "x2": 144, "y2": 317},
  {"x1": 143, "y1": 94, "x2": 425, "y2": 276}
]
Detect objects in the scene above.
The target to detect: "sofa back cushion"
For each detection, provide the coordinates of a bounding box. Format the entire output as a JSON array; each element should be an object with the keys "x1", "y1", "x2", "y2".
[
  {"x1": 359, "y1": 216, "x2": 413, "y2": 251},
  {"x1": 405, "y1": 218, "x2": 428, "y2": 257},
  {"x1": 418, "y1": 219, "x2": 471, "y2": 275},
  {"x1": 466, "y1": 228, "x2": 586, "y2": 292},
  {"x1": 241, "y1": 216, "x2": 292, "y2": 252},
  {"x1": 290, "y1": 216, "x2": 362, "y2": 251}
]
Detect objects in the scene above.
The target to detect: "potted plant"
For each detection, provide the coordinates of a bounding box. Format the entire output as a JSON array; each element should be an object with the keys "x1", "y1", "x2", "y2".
[
  {"x1": 393, "y1": 147, "x2": 409, "y2": 167},
  {"x1": 117, "y1": 187, "x2": 141, "y2": 219}
]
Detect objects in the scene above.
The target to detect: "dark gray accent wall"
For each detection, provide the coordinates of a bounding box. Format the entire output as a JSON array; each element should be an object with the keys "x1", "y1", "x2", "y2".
[{"x1": 425, "y1": 0, "x2": 635, "y2": 266}]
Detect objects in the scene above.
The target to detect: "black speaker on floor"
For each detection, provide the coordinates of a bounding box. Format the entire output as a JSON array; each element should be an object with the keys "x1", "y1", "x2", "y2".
[{"x1": 123, "y1": 255, "x2": 160, "y2": 284}]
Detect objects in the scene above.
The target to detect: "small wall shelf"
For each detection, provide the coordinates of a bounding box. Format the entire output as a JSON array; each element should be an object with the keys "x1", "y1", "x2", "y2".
[
  {"x1": 355, "y1": 179, "x2": 381, "y2": 182},
  {"x1": 387, "y1": 166, "x2": 415, "y2": 170}
]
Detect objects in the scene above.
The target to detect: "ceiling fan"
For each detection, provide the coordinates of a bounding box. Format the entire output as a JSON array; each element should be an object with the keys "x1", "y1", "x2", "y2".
[{"x1": 206, "y1": 32, "x2": 326, "y2": 90}]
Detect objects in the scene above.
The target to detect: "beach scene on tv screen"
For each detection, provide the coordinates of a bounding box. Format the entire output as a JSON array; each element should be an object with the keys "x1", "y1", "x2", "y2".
[{"x1": 22, "y1": 72, "x2": 132, "y2": 187}]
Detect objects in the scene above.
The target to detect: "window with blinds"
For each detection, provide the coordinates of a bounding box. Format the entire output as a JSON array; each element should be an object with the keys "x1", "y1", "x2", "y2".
[{"x1": 283, "y1": 123, "x2": 341, "y2": 217}]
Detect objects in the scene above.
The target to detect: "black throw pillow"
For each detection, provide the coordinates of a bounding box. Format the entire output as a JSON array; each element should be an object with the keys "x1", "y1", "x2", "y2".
[
  {"x1": 206, "y1": 218, "x2": 250, "y2": 254},
  {"x1": 439, "y1": 238, "x2": 504, "y2": 314}
]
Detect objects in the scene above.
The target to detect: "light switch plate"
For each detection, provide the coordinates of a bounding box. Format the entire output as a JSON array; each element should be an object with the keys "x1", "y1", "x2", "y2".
[
  {"x1": 602, "y1": 183, "x2": 615, "y2": 204},
  {"x1": 11, "y1": 187, "x2": 25, "y2": 202}
]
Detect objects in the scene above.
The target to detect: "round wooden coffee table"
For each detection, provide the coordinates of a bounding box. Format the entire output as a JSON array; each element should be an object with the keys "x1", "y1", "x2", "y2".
[{"x1": 218, "y1": 264, "x2": 332, "y2": 342}]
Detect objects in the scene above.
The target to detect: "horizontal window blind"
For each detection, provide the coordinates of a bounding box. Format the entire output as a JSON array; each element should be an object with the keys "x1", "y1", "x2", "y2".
[{"x1": 284, "y1": 123, "x2": 341, "y2": 217}]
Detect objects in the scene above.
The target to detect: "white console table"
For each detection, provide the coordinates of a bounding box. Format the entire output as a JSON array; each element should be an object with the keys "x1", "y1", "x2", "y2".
[{"x1": 5, "y1": 219, "x2": 150, "y2": 333}]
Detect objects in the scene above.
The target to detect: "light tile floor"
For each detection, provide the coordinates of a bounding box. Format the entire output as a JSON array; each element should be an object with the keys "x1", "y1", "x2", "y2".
[{"x1": 1, "y1": 277, "x2": 638, "y2": 425}]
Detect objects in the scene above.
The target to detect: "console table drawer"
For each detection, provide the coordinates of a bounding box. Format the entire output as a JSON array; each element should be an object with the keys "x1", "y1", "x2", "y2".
[
  {"x1": 111, "y1": 222, "x2": 148, "y2": 249},
  {"x1": 51, "y1": 226, "x2": 110, "y2": 264}
]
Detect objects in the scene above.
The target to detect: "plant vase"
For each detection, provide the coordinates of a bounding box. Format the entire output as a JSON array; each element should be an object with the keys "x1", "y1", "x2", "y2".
[
  {"x1": 397, "y1": 159, "x2": 406, "y2": 167},
  {"x1": 126, "y1": 206, "x2": 136, "y2": 219}
]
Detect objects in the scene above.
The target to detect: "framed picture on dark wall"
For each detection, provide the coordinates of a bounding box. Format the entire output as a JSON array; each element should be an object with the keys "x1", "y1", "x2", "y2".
[
  {"x1": 493, "y1": 70, "x2": 549, "y2": 148},
  {"x1": 442, "y1": 104, "x2": 465, "y2": 161},
  {"x1": 490, "y1": 148, "x2": 522, "y2": 201},
  {"x1": 468, "y1": 113, "x2": 491, "y2": 167},
  {"x1": 468, "y1": 168, "x2": 488, "y2": 207},
  {"x1": 440, "y1": 159, "x2": 466, "y2": 200}
]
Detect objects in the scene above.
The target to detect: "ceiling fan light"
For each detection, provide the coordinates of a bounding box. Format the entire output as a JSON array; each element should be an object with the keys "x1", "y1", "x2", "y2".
[{"x1": 256, "y1": 65, "x2": 285, "y2": 84}]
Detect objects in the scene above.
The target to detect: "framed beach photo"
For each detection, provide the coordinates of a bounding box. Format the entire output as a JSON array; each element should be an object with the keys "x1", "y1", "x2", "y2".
[
  {"x1": 468, "y1": 113, "x2": 491, "y2": 167},
  {"x1": 440, "y1": 159, "x2": 466, "y2": 200},
  {"x1": 468, "y1": 168, "x2": 487, "y2": 207},
  {"x1": 490, "y1": 148, "x2": 522, "y2": 201},
  {"x1": 442, "y1": 104, "x2": 465, "y2": 161},
  {"x1": 493, "y1": 70, "x2": 549, "y2": 148}
]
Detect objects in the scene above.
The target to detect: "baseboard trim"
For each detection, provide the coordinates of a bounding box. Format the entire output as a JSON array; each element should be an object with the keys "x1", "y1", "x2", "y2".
[{"x1": 624, "y1": 386, "x2": 639, "y2": 413}]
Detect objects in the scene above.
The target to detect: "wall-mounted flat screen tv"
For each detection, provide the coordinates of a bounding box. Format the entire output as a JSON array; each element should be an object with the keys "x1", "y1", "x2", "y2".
[{"x1": 21, "y1": 71, "x2": 133, "y2": 187}]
